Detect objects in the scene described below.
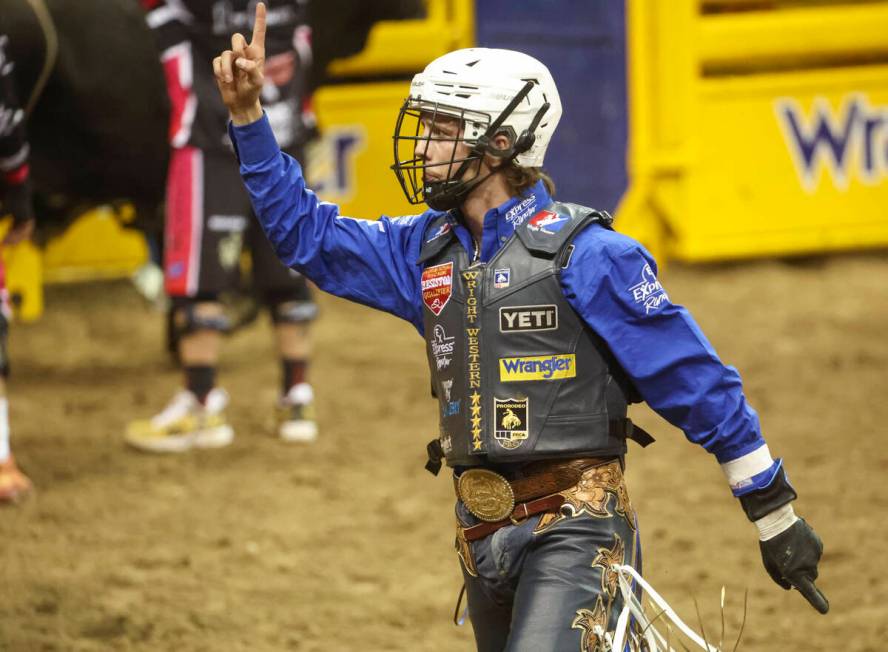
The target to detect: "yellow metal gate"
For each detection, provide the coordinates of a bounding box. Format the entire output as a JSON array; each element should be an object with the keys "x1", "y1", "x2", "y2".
[{"x1": 617, "y1": 0, "x2": 888, "y2": 261}]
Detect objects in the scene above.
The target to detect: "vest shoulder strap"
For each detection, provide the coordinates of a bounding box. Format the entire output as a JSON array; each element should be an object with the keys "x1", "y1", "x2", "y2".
[
  {"x1": 515, "y1": 202, "x2": 614, "y2": 258},
  {"x1": 417, "y1": 214, "x2": 458, "y2": 264}
]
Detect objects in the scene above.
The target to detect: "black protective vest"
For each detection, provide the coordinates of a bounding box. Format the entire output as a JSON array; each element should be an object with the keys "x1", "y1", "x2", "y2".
[{"x1": 419, "y1": 202, "x2": 641, "y2": 467}]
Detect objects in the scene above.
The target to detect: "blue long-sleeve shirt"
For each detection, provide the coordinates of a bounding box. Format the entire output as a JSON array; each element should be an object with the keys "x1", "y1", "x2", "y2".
[{"x1": 230, "y1": 113, "x2": 779, "y2": 493}]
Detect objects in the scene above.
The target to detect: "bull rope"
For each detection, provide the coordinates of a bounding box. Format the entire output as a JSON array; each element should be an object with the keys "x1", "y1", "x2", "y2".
[{"x1": 23, "y1": 0, "x2": 58, "y2": 117}]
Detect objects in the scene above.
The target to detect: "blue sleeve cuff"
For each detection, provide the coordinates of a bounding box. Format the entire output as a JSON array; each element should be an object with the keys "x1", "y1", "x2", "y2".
[
  {"x1": 227, "y1": 112, "x2": 280, "y2": 166},
  {"x1": 731, "y1": 458, "x2": 785, "y2": 497}
]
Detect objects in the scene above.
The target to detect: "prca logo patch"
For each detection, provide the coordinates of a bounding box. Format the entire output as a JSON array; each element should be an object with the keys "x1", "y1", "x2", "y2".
[
  {"x1": 422, "y1": 262, "x2": 453, "y2": 315},
  {"x1": 527, "y1": 210, "x2": 568, "y2": 235},
  {"x1": 494, "y1": 397, "x2": 529, "y2": 450}
]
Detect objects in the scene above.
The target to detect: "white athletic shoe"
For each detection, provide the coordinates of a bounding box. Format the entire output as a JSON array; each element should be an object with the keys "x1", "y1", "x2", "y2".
[
  {"x1": 125, "y1": 388, "x2": 235, "y2": 453},
  {"x1": 276, "y1": 383, "x2": 318, "y2": 443}
]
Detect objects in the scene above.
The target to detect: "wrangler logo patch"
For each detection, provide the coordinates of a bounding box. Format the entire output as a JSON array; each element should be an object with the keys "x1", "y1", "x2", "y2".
[
  {"x1": 499, "y1": 354, "x2": 576, "y2": 382},
  {"x1": 499, "y1": 305, "x2": 558, "y2": 333},
  {"x1": 421, "y1": 262, "x2": 453, "y2": 315}
]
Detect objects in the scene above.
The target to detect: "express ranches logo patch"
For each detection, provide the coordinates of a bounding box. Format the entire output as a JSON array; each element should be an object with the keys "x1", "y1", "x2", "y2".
[
  {"x1": 430, "y1": 324, "x2": 454, "y2": 370},
  {"x1": 628, "y1": 264, "x2": 668, "y2": 315},
  {"x1": 421, "y1": 262, "x2": 453, "y2": 315}
]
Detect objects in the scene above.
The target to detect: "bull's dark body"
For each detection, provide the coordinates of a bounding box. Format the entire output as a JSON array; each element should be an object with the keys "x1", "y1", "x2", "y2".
[
  {"x1": 1, "y1": 0, "x2": 169, "y2": 226},
  {"x1": 0, "y1": 0, "x2": 422, "y2": 230}
]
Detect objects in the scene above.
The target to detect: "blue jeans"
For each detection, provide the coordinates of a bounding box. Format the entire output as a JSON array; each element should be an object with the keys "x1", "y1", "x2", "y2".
[{"x1": 455, "y1": 461, "x2": 640, "y2": 652}]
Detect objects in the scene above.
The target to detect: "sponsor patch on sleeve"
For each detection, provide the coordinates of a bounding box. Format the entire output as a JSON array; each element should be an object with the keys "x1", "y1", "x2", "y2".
[{"x1": 628, "y1": 264, "x2": 669, "y2": 314}]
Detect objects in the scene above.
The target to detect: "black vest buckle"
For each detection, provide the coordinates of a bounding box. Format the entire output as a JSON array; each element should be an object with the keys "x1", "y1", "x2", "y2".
[
  {"x1": 610, "y1": 418, "x2": 656, "y2": 448},
  {"x1": 425, "y1": 438, "x2": 445, "y2": 476}
]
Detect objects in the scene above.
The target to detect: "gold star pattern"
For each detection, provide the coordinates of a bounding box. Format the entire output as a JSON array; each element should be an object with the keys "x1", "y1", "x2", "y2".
[{"x1": 470, "y1": 392, "x2": 482, "y2": 450}]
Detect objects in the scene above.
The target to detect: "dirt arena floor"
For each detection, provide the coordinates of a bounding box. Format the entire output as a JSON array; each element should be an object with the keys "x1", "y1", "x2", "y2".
[{"x1": 1, "y1": 252, "x2": 886, "y2": 651}]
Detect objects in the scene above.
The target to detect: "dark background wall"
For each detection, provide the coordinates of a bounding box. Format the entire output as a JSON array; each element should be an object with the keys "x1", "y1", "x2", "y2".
[{"x1": 475, "y1": 0, "x2": 628, "y2": 212}]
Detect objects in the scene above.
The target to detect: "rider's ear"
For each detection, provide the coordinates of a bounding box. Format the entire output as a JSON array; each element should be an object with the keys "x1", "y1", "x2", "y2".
[
  {"x1": 482, "y1": 131, "x2": 514, "y2": 169},
  {"x1": 490, "y1": 131, "x2": 512, "y2": 153}
]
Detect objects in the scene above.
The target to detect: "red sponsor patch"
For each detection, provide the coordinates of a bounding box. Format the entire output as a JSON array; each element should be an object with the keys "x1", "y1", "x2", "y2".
[
  {"x1": 527, "y1": 210, "x2": 568, "y2": 234},
  {"x1": 422, "y1": 262, "x2": 454, "y2": 316}
]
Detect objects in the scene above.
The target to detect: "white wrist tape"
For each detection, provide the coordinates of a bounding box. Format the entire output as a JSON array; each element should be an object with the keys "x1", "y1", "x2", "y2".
[
  {"x1": 755, "y1": 503, "x2": 798, "y2": 541},
  {"x1": 721, "y1": 444, "x2": 773, "y2": 493}
]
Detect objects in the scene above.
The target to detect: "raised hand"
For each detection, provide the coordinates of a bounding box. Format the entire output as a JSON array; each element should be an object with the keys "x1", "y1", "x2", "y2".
[{"x1": 213, "y1": 2, "x2": 267, "y2": 124}]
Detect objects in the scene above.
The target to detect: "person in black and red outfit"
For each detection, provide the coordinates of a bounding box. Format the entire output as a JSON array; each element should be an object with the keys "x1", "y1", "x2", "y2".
[
  {"x1": 0, "y1": 31, "x2": 35, "y2": 502},
  {"x1": 126, "y1": 0, "x2": 320, "y2": 452}
]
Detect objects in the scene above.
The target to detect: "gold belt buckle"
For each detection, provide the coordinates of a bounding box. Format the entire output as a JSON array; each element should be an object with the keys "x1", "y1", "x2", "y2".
[{"x1": 458, "y1": 469, "x2": 515, "y2": 523}]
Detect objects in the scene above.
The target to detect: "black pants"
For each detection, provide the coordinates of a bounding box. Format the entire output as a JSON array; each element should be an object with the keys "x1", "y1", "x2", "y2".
[{"x1": 163, "y1": 147, "x2": 311, "y2": 302}]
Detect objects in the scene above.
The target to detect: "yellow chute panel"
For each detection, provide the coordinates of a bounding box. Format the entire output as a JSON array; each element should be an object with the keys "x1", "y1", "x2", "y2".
[
  {"x1": 327, "y1": 0, "x2": 474, "y2": 78},
  {"x1": 308, "y1": 82, "x2": 421, "y2": 220},
  {"x1": 3, "y1": 207, "x2": 148, "y2": 321},
  {"x1": 618, "y1": 0, "x2": 888, "y2": 262}
]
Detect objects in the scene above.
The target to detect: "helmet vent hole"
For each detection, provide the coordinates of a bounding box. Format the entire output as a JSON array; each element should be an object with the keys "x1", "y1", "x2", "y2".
[{"x1": 466, "y1": 59, "x2": 480, "y2": 67}]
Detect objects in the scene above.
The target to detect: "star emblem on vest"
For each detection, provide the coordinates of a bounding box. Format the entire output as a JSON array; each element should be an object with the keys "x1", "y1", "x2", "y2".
[
  {"x1": 470, "y1": 391, "x2": 483, "y2": 451},
  {"x1": 527, "y1": 210, "x2": 568, "y2": 235}
]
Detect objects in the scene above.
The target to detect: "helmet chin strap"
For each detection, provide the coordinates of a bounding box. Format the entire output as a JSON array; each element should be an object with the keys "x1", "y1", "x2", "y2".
[
  {"x1": 424, "y1": 82, "x2": 550, "y2": 212},
  {"x1": 423, "y1": 166, "x2": 501, "y2": 212}
]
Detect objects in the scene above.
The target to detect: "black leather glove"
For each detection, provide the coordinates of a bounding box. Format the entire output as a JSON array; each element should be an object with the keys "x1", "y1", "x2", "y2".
[{"x1": 759, "y1": 517, "x2": 829, "y2": 614}]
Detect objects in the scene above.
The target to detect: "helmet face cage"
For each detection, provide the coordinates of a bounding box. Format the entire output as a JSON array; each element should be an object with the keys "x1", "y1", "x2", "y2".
[{"x1": 392, "y1": 98, "x2": 491, "y2": 208}]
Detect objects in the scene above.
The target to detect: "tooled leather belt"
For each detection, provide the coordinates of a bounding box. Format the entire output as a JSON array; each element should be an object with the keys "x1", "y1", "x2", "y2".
[{"x1": 455, "y1": 456, "x2": 616, "y2": 542}]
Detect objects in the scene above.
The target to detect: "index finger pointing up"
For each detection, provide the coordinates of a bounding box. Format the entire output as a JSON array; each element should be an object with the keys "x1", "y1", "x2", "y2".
[{"x1": 250, "y1": 2, "x2": 266, "y2": 49}]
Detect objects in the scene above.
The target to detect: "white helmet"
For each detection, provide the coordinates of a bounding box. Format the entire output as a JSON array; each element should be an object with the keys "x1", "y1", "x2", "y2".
[{"x1": 392, "y1": 48, "x2": 562, "y2": 210}]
